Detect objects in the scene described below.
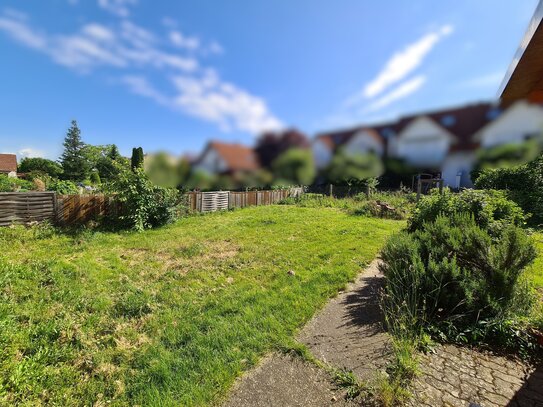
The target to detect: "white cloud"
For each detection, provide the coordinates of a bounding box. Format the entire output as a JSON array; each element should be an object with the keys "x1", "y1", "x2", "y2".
[
  {"x1": 0, "y1": 8, "x2": 280, "y2": 135},
  {"x1": 122, "y1": 71, "x2": 283, "y2": 134},
  {"x1": 0, "y1": 13, "x2": 197, "y2": 73},
  {"x1": 345, "y1": 24, "x2": 453, "y2": 106},
  {"x1": 366, "y1": 75, "x2": 427, "y2": 112},
  {"x1": 97, "y1": 0, "x2": 137, "y2": 18},
  {"x1": 18, "y1": 147, "x2": 45, "y2": 158},
  {"x1": 169, "y1": 31, "x2": 200, "y2": 50},
  {"x1": 460, "y1": 72, "x2": 504, "y2": 88}
]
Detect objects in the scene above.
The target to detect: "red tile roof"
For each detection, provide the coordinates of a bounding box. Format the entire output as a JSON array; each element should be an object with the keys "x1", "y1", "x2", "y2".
[
  {"x1": 315, "y1": 102, "x2": 504, "y2": 153},
  {"x1": 0, "y1": 154, "x2": 17, "y2": 173},
  {"x1": 207, "y1": 141, "x2": 260, "y2": 172},
  {"x1": 315, "y1": 126, "x2": 385, "y2": 152}
]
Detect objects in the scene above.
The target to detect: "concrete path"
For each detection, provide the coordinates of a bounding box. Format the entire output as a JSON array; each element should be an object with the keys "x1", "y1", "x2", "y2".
[
  {"x1": 222, "y1": 260, "x2": 390, "y2": 406},
  {"x1": 221, "y1": 259, "x2": 543, "y2": 406}
]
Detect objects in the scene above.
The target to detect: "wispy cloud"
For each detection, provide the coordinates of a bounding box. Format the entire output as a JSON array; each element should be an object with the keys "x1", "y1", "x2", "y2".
[
  {"x1": 122, "y1": 70, "x2": 283, "y2": 134},
  {"x1": 345, "y1": 25, "x2": 453, "y2": 106},
  {"x1": 18, "y1": 147, "x2": 45, "y2": 158},
  {"x1": 97, "y1": 0, "x2": 137, "y2": 17},
  {"x1": 459, "y1": 71, "x2": 504, "y2": 88},
  {"x1": 365, "y1": 75, "x2": 427, "y2": 112},
  {"x1": 0, "y1": 8, "x2": 281, "y2": 135}
]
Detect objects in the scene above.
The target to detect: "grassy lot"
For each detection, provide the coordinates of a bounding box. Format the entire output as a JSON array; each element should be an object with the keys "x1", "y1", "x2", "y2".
[
  {"x1": 528, "y1": 232, "x2": 543, "y2": 290},
  {"x1": 0, "y1": 206, "x2": 402, "y2": 406}
]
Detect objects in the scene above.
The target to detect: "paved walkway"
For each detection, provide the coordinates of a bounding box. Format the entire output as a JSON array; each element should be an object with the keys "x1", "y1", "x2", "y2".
[
  {"x1": 410, "y1": 345, "x2": 543, "y2": 407},
  {"x1": 222, "y1": 260, "x2": 543, "y2": 407}
]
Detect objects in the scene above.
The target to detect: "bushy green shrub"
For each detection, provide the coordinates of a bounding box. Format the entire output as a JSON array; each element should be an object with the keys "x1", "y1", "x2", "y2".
[
  {"x1": 0, "y1": 175, "x2": 33, "y2": 192},
  {"x1": 381, "y1": 214, "x2": 536, "y2": 348},
  {"x1": 475, "y1": 153, "x2": 543, "y2": 226},
  {"x1": 409, "y1": 189, "x2": 526, "y2": 236},
  {"x1": 109, "y1": 168, "x2": 183, "y2": 231},
  {"x1": 47, "y1": 179, "x2": 80, "y2": 194}
]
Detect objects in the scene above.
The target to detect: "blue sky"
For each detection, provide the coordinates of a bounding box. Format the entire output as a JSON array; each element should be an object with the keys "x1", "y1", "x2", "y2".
[{"x1": 0, "y1": 0, "x2": 538, "y2": 159}]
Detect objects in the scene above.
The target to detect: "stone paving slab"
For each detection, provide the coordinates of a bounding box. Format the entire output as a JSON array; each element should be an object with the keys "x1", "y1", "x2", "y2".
[{"x1": 410, "y1": 344, "x2": 543, "y2": 407}]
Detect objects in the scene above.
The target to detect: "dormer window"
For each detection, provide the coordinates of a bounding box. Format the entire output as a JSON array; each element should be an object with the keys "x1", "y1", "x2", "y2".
[
  {"x1": 486, "y1": 108, "x2": 501, "y2": 120},
  {"x1": 441, "y1": 115, "x2": 456, "y2": 127}
]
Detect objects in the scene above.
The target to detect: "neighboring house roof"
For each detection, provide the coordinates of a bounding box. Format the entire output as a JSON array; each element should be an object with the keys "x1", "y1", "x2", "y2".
[
  {"x1": 203, "y1": 141, "x2": 260, "y2": 172},
  {"x1": 0, "y1": 154, "x2": 17, "y2": 173},
  {"x1": 395, "y1": 103, "x2": 499, "y2": 151},
  {"x1": 314, "y1": 126, "x2": 386, "y2": 153},
  {"x1": 314, "y1": 103, "x2": 496, "y2": 153},
  {"x1": 499, "y1": 0, "x2": 543, "y2": 101}
]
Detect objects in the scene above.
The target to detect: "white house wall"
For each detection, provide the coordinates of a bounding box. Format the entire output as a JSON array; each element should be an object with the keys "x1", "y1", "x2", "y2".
[
  {"x1": 312, "y1": 140, "x2": 333, "y2": 169},
  {"x1": 344, "y1": 130, "x2": 384, "y2": 156},
  {"x1": 441, "y1": 152, "x2": 476, "y2": 188},
  {"x1": 395, "y1": 117, "x2": 452, "y2": 168},
  {"x1": 477, "y1": 101, "x2": 543, "y2": 148},
  {"x1": 194, "y1": 148, "x2": 227, "y2": 173}
]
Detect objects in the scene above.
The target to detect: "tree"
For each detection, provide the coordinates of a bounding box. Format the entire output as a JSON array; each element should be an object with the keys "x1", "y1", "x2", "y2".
[
  {"x1": 272, "y1": 148, "x2": 315, "y2": 186},
  {"x1": 255, "y1": 129, "x2": 310, "y2": 169},
  {"x1": 131, "y1": 147, "x2": 144, "y2": 171},
  {"x1": 146, "y1": 152, "x2": 178, "y2": 188},
  {"x1": 18, "y1": 157, "x2": 63, "y2": 178},
  {"x1": 60, "y1": 120, "x2": 89, "y2": 181},
  {"x1": 94, "y1": 144, "x2": 127, "y2": 182},
  {"x1": 325, "y1": 148, "x2": 383, "y2": 186}
]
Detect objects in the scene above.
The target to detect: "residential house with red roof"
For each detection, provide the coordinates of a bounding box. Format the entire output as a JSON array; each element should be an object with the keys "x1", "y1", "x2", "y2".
[
  {"x1": 312, "y1": 100, "x2": 543, "y2": 188},
  {"x1": 0, "y1": 154, "x2": 17, "y2": 178},
  {"x1": 193, "y1": 141, "x2": 260, "y2": 176}
]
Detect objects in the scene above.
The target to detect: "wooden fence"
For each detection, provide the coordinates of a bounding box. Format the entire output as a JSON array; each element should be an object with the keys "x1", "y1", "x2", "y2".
[
  {"x1": 0, "y1": 187, "x2": 304, "y2": 226},
  {"x1": 187, "y1": 188, "x2": 303, "y2": 212},
  {"x1": 56, "y1": 194, "x2": 117, "y2": 226},
  {"x1": 0, "y1": 192, "x2": 56, "y2": 226}
]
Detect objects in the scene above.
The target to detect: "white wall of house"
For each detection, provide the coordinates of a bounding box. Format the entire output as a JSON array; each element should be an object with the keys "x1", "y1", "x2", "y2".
[
  {"x1": 312, "y1": 139, "x2": 333, "y2": 169},
  {"x1": 344, "y1": 130, "x2": 384, "y2": 157},
  {"x1": 193, "y1": 148, "x2": 227, "y2": 174},
  {"x1": 7, "y1": 171, "x2": 16, "y2": 178},
  {"x1": 441, "y1": 152, "x2": 476, "y2": 189},
  {"x1": 477, "y1": 101, "x2": 543, "y2": 148},
  {"x1": 395, "y1": 117, "x2": 452, "y2": 168}
]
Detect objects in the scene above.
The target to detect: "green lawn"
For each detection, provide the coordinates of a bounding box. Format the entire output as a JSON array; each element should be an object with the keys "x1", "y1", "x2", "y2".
[
  {"x1": 0, "y1": 206, "x2": 402, "y2": 406},
  {"x1": 529, "y1": 231, "x2": 543, "y2": 289}
]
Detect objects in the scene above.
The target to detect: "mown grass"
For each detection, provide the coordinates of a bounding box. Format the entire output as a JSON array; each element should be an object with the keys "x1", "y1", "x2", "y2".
[
  {"x1": 528, "y1": 231, "x2": 543, "y2": 289},
  {"x1": 0, "y1": 205, "x2": 403, "y2": 406}
]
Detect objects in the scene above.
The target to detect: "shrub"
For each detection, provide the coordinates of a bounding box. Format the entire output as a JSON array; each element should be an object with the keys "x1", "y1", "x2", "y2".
[
  {"x1": 0, "y1": 175, "x2": 33, "y2": 192},
  {"x1": 475, "y1": 153, "x2": 543, "y2": 226},
  {"x1": 109, "y1": 168, "x2": 183, "y2": 231},
  {"x1": 409, "y1": 189, "x2": 526, "y2": 236},
  {"x1": 48, "y1": 180, "x2": 80, "y2": 194},
  {"x1": 380, "y1": 214, "x2": 536, "y2": 347}
]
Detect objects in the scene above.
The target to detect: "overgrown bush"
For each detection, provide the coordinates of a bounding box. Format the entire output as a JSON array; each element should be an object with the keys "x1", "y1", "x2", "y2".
[
  {"x1": 381, "y1": 211, "x2": 537, "y2": 353},
  {"x1": 475, "y1": 153, "x2": 543, "y2": 226},
  {"x1": 47, "y1": 179, "x2": 80, "y2": 194},
  {"x1": 109, "y1": 168, "x2": 184, "y2": 231},
  {"x1": 0, "y1": 175, "x2": 33, "y2": 192},
  {"x1": 409, "y1": 189, "x2": 526, "y2": 236}
]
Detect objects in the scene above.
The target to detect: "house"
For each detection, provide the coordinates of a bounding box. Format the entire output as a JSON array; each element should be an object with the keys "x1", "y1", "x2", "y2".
[
  {"x1": 193, "y1": 141, "x2": 260, "y2": 176},
  {"x1": 312, "y1": 126, "x2": 386, "y2": 170},
  {"x1": 0, "y1": 154, "x2": 17, "y2": 178},
  {"x1": 313, "y1": 100, "x2": 543, "y2": 188},
  {"x1": 500, "y1": 0, "x2": 543, "y2": 102}
]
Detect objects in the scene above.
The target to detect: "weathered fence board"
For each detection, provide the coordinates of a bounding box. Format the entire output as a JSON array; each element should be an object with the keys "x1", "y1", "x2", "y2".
[
  {"x1": 0, "y1": 192, "x2": 55, "y2": 226},
  {"x1": 0, "y1": 187, "x2": 305, "y2": 227},
  {"x1": 187, "y1": 188, "x2": 303, "y2": 213},
  {"x1": 56, "y1": 194, "x2": 116, "y2": 226}
]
